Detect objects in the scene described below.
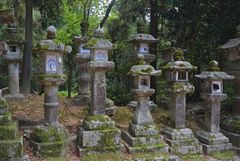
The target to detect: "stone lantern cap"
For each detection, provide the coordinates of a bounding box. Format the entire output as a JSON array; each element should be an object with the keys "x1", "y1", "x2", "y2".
[
  {"x1": 195, "y1": 72, "x2": 234, "y2": 80},
  {"x1": 220, "y1": 25, "x2": 240, "y2": 49},
  {"x1": 84, "y1": 28, "x2": 112, "y2": 50},
  {"x1": 161, "y1": 61, "x2": 197, "y2": 71},
  {"x1": 0, "y1": 8, "x2": 15, "y2": 24},
  {"x1": 128, "y1": 34, "x2": 158, "y2": 43}
]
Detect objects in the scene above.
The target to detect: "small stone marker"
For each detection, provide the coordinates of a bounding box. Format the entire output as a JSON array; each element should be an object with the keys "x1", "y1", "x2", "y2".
[
  {"x1": 220, "y1": 25, "x2": 240, "y2": 148},
  {"x1": 30, "y1": 26, "x2": 70, "y2": 157},
  {"x1": 77, "y1": 28, "x2": 121, "y2": 156},
  {"x1": 195, "y1": 60, "x2": 234, "y2": 154},
  {"x1": 122, "y1": 55, "x2": 169, "y2": 153},
  {"x1": 127, "y1": 22, "x2": 158, "y2": 109},
  {"x1": 161, "y1": 50, "x2": 202, "y2": 154}
]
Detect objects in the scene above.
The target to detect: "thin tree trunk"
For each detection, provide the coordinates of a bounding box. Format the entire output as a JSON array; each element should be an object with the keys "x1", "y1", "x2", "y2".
[
  {"x1": 150, "y1": 0, "x2": 158, "y2": 103},
  {"x1": 21, "y1": 0, "x2": 32, "y2": 94},
  {"x1": 100, "y1": 0, "x2": 116, "y2": 28}
]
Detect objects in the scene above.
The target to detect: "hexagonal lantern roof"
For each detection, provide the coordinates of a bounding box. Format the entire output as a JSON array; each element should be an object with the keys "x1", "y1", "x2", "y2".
[
  {"x1": 195, "y1": 71, "x2": 234, "y2": 80},
  {"x1": 161, "y1": 60, "x2": 197, "y2": 71},
  {"x1": 84, "y1": 28, "x2": 112, "y2": 50},
  {"x1": 128, "y1": 34, "x2": 158, "y2": 43}
]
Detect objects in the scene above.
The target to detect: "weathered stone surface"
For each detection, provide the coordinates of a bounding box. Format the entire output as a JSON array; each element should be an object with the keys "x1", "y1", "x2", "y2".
[
  {"x1": 82, "y1": 115, "x2": 116, "y2": 130},
  {"x1": 0, "y1": 122, "x2": 17, "y2": 140},
  {"x1": 162, "y1": 127, "x2": 202, "y2": 155},
  {"x1": 222, "y1": 117, "x2": 240, "y2": 134},
  {"x1": 30, "y1": 124, "x2": 69, "y2": 157},
  {"x1": 129, "y1": 123, "x2": 158, "y2": 137},
  {"x1": 127, "y1": 100, "x2": 157, "y2": 110},
  {"x1": 0, "y1": 137, "x2": 23, "y2": 158},
  {"x1": 221, "y1": 129, "x2": 240, "y2": 148},
  {"x1": 0, "y1": 155, "x2": 29, "y2": 161},
  {"x1": 0, "y1": 112, "x2": 12, "y2": 126}
]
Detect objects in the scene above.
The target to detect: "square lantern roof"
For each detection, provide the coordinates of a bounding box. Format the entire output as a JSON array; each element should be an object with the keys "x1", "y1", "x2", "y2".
[
  {"x1": 220, "y1": 38, "x2": 240, "y2": 49},
  {"x1": 161, "y1": 60, "x2": 197, "y2": 71},
  {"x1": 195, "y1": 71, "x2": 234, "y2": 80},
  {"x1": 128, "y1": 34, "x2": 158, "y2": 43},
  {"x1": 84, "y1": 37, "x2": 112, "y2": 50}
]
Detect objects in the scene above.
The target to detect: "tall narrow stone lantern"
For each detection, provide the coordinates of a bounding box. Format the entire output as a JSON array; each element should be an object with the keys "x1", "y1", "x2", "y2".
[
  {"x1": 220, "y1": 25, "x2": 240, "y2": 148},
  {"x1": 77, "y1": 28, "x2": 121, "y2": 155},
  {"x1": 30, "y1": 26, "x2": 70, "y2": 157},
  {"x1": 122, "y1": 55, "x2": 169, "y2": 153},
  {"x1": 73, "y1": 21, "x2": 91, "y2": 106},
  {"x1": 3, "y1": 24, "x2": 24, "y2": 99},
  {"x1": 161, "y1": 50, "x2": 202, "y2": 154},
  {"x1": 128, "y1": 22, "x2": 158, "y2": 109},
  {"x1": 195, "y1": 60, "x2": 233, "y2": 154}
]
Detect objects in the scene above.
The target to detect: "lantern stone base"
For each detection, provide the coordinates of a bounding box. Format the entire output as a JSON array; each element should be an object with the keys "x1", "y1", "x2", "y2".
[
  {"x1": 77, "y1": 114, "x2": 121, "y2": 156},
  {"x1": 4, "y1": 93, "x2": 24, "y2": 100},
  {"x1": 122, "y1": 123, "x2": 169, "y2": 153},
  {"x1": 196, "y1": 130, "x2": 232, "y2": 154},
  {"x1": 161, "y1": 127, "x2": 202, "y2": 155},
  {"x1": 127, "y1": 100, "x2": 157, "y2": 110},
  {"x1": 221, "y1": 117, "x2": 240, "y2": 148},
  {"x1": 30, "y1": 124, "x2": 69, "y2": 157},
  {"x1": 73, "y1": 94, "x2": 90, "y2": 106}
]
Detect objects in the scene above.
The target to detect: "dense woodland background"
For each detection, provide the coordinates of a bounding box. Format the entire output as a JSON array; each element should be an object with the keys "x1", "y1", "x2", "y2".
[{"x1": 0, "y1": 0, "x2": 240, "y2": 107}]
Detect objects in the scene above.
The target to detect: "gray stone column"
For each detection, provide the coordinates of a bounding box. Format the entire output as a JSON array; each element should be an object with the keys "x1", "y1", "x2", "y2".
[
  {"x1": 44, "y1": 85, "x2": 59, "y2": 124},
  {"x1": 233, "y1": 78, "x2": 240, "y2": 118},
  {"x1": 205, "y1": 100, "x2": 221, "y2": 133},
  {"x1": 90, "y1": 71, "x2": 106, "y2": 115},
  {"x1": 8, "y1": 62, "x2": 20, "y2": 94},
  {"x1": 78, "y1": 63, "x2": 90, "y2": 97}
]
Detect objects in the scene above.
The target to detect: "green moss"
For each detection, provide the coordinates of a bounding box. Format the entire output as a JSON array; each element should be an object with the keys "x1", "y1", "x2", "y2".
[
  {"x1": 181, "y1": 154, "x2": 207, "y2": 161},
  {"x1": 0, "y1": 122, "x2": 17, "y2": 140},
  {"x1": 84, "y1": 38, "x2": 98, "y2": 48},
  {"x1": 130, "y1": 143, "x2": 166, "y2": 151},
  {"x1": 82, "y1": 152, "x2": 123, "y2": 161},
  {"x1": 112, "y1": 107, "x2": 132, "y2": 125},
  {"x1": 31, "y1": 126, "x2": 68, "y2": 143},
  {"x1": 44, "y1": 157, "x2": 66, "y2": 161},
  {"x1": 209, "y1": 150, "x2": 235, "y2": 160},
  {"x1": 98, "y1": 129, "x2": 120, "y2": 146},
  {"x1": 174, "y1": 49, "x2": 184, "y2": 61},
  {"x1": 85, "y1": 115, "x2": 111, "y2": 122},
  {"x1": 0, "y1": 113, "x2": 12, "y2": 126},
  {"x1": 0, "y1": 98, "x2": 8, "y2": 109},
  {"x1": 228, "y1": 119, "x2": 240, "y2": 127},
  {"x1": 0, "y1": 138, "x2": 23, "y2": 157},
  {"x1": 208, "y1": 60, "x2": 220, "y2": 71}
]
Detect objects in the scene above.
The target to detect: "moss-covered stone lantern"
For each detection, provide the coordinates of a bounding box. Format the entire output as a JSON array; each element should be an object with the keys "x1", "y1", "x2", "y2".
[
  {"x1": 161, "y1": 50, "x2": 202, "y2": 154},
  {"x1": 195, "y1": 60, "x2": 234, "y2": 154},
  {"x1": 3, "y1": 24, "x2": 24, "y2": 100},
  {"x1": 30, "y1": 26, "x2": 71, "y2": 158},
  {"x1": 77, "y1": 28, "x2": 121, "y2": 156},
  {"x1": 220, "y1": 25, "x2": 240, "y2": 149},
  {"x1": 122, "y1": 55, "x2": 169, "y2": 153},
  {"x1": 128, "y1": 22, "x2": 159, "y2": 109}
]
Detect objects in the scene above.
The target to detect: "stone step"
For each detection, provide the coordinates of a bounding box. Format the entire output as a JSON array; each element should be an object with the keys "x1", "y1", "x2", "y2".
[
  {"x1": 169, "y1": 145, "x2": 202, "y2": 155},
  {"x1": 0, "y1": 112, "x2": 12, "y2": 126},
  {"x1": 165, "y1": 137, "x2": 199, "y2": 147},
  {"x1": 0, "y1": 122, "x2": 18, "y2": 140},
  {"x1": 78, "y1": 145, "x2": 122, "y2": 157},
  {"x1": 122, "y1": 130, "x2": 164, "y2": 147},
  {"x1": 201, "y1": 142, "x2": 232, "y2": 155},
  {"x1": 161, "y1": 127, "x2": 195, "y2": 141},
  {"x1": 122, "y1": 140, "x2": 169, "y2": 154},
  {"x1": 0, "y1": 137, "x2": 23, "y2": 158},
  {"x1": 82, "y1": 115, "x2": 116, "y2": 130},
  {"x1": 197, "y1": 131, "x2": 229, "y2": 145},
  {"x1": 221, "y1": 129, "x2": 240, "y2": 148}
]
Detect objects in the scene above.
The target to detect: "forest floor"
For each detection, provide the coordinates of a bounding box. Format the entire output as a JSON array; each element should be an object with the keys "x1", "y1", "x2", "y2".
[{"x1": 7, "y1": 94, "x2": 240, "y2": 161}]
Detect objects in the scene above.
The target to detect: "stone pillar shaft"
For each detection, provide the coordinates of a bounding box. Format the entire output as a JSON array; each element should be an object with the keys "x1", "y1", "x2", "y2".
[
  {"x1": 233, "y1": 79, "x2": 240, "y2": 117},
  {"x1": 44, "y1": 85, "x2": 59, "y2": 124},
  {"x1": 205, "y1": 100, "x2": 221, "y2": 133},
  {"x1": 78, "y1": 63, "x2": 90, "y2": 95},
  {"x1": 90, "y1": 71, "x2": 106, "y2": 115},
  {"x1": 170, "y1": 93, "x2": 186, "y2": 129},
  {"x1": 8, "y1": 62, "x2": 20, "y2": 94}
]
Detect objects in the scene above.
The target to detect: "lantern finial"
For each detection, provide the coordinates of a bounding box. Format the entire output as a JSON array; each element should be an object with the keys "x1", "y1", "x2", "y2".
[{"x1": 47, "y1": 25, "x2": 57, "y2": 39}]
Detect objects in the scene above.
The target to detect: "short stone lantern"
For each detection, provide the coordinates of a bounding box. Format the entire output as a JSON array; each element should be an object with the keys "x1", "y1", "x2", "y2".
[
  {"x1": 220, "y1": 25, "x2": 240, "y2": 148},
  {"x1": 161, "y1": 50, "x2": 202, "y2": 154},
  {"x1": 128, "y1": 22, "x2": 158, "y2": 109},
  {"x1": 3, "y1": 24, "x2": 24, "y2": 99},
  {"x1": 122, "y1": 55, "x2": 169, "y2": 153},
  {"x1": 195, "y1": 60, "x2": 234, "y2": 154},
  {"x1": 77, "y1": 28, "x2": 121, "y2": 155},
  {"x1": 30, "y1": 26, "x2": 71, "y2": 157}
]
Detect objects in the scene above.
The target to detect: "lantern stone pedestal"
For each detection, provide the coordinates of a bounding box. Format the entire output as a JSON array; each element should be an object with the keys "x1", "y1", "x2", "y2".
[
  {"x1": 77, "y1": 28, "x2": 121, "y2": 156},
  {"x1": 30, "y1": 26, "x2": 70, "y2": 158},
  {"x1": 220, "y1": 25, "x2": 240, "y2": 148},
  {"x1": 195, "y1": 63, "x2": 234, "y2": 154},
  {"x1": 127, "y1": 24, "x2": 158, "y2": 110},
  {"x1": 161, "y1": 56, "x2": 202, "y2": 155},
  {"x1": 0, "y1": 98, "x2": 29, "y2": 161},
  {"x1": 122, "y1": 56, "x2": 169, "y2": 153}
]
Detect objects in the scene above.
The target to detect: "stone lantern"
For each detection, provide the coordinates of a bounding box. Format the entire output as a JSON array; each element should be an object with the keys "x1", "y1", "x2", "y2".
[
  {"x1": 3, "y1": 24, "x2": 24, "y2": 99},
  {"x1": 195, "y1": 60, "x2": 234, "y2": 154},
  {"x1": 77, "y1": 28, "x2": 121, "y2": 155},
  {"x1": 161, "y1": 50, "x2": 202, "y2": 154},
  {"x1": 30, "y1": 26, "x2": 71, "y2": 157},
  {"x1": 220, "y1": 25, "x2": 240, "y2": 148},
  {"x1": 128, "y1": 22, "x2": 158, "y2": 109},
  {"x1": 122, "y1": 55, "x2": 169, "y2": 153}
]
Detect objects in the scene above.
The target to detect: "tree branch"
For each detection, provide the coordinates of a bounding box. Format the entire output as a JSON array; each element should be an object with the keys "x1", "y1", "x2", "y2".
[{"x1": 100, "y1": 0, "x2": 116, "y2": 28}]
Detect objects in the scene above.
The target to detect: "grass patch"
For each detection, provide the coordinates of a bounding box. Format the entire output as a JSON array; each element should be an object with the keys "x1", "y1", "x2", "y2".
[
  {"x1": 112, "y1": 107, "x2": 133, "y2": 127},
  {"x1": 209, "y1": 150, "x2": 235, "y2": 160},
  {"x1": 44, "y1": 157, "x2": 66, "y2": 161},
  {"x1": 181, "y1": 154, "x2": 208, "y2": 161},
  {"x1": 82, "y1": 152, "x2": 124, "y2": 161}
]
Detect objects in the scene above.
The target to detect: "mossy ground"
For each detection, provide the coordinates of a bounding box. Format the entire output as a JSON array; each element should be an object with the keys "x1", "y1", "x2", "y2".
[{"x1": 209, "y1": 150, "x2": 236, "y2": 160}]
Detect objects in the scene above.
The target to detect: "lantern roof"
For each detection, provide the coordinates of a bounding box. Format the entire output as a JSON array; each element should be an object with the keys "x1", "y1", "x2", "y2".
[
  {"x1": 220, "y1": 38, "x2": 240, "y2": 49},
  {"x1": 128, "y1": 34, "x2": 158, "y2": 43},
  {"x1": 195, "y1": 71, "x2": 234, "y2": 80},
  {"x1": 161, "y1": 61, "x2": 197, "y2": 71}
]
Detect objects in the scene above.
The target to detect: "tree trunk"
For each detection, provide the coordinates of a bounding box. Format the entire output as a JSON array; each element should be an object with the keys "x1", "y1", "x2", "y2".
[
  {"x1": 150, "y1": 0, "x2": 158, "y2": 103},
  {"x1": 21, "y1": 0, "x2": 32, "y2": 94}
]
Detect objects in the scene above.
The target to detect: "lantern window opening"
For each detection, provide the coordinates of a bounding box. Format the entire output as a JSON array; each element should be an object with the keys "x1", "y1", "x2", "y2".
[
  {"x1": 46, "y1": 55, "x2": 58, "y2": 73},
  {"x1": 139, "y1": 43, "x2": 149, "y2": 54},
  {"x1": 9, "y1": 45, "x2": 17, "y2": 53},
  {"x1": 176, "y1": 71, "x2": 188, "y2": 81},
  {"x1": 212, "y1": 81, "x2": 221, "y2": 93}
]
